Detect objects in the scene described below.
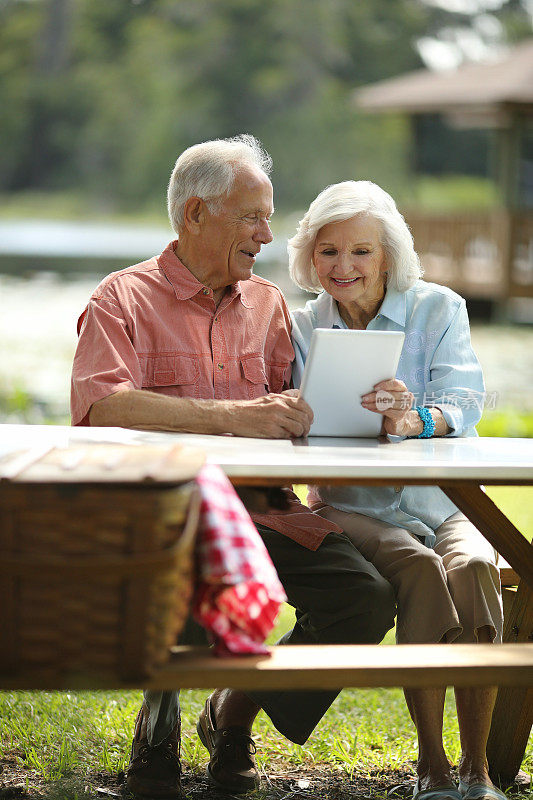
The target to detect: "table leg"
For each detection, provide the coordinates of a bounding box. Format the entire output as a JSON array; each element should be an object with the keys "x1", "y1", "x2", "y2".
[
  {"x1": 442, "y1": 485, "x2": 533, "y2": 784},
  {"x1": 487, "y1": 581, "x2": 533, "y2": 785},
  {"x1": 442, "y1": 485, "x2": 533, "y2": 588}
]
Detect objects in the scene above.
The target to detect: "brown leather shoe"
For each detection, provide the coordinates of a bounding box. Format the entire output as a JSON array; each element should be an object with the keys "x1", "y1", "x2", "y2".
[
  {"x1": 126, "y1": 703, "x2": 181, "y2": 798},
  {"x1": 197, "y1": 696, "x2": 260, "y2": 793}
]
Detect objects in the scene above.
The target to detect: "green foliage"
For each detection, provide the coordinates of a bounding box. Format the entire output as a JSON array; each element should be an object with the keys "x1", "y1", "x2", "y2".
[
  {"x1": 478, "y1": 409, "x2": 533, "y2": 438},
  {"x1": 1, "y1": 384, "x2": 33, "y2": 416},
  {"x1": 0, "y1": 190, "x2": 167, "y2": 224},
  {"x1": 1, "y1": 0, "x2": 530, "y2": 212},
  {"x1": 0, "y1": 383, "x2": 69, "y2": 425},
  {"x1": 400, "y1": 175, "x2": 500, "y2": 212}
]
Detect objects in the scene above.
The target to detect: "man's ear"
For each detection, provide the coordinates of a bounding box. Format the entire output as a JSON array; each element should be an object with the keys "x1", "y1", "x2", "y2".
[{"x1": 182, "y1": 196, "x2": 206, "y2": 235}]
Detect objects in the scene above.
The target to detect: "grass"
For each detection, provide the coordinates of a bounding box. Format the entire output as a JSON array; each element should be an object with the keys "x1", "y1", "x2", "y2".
[
  {"x1": 0, "y1": 191, "x2": 169, "y2": 227},
  {"x1": 483, "y1": 486, "x2": 533, "y2": 543},
  {"x1": 400, "y1": 175, "x2": 499, "y2": 212},
  {"x1": 0, "y1": 661, "x2": 461, "y2": 790},
  {"x1": 0, "y1": 178, "x2": 501, "y2": 223},
  {"x1": 477, "y1": 412, "x2": 533, "y2": 439}
]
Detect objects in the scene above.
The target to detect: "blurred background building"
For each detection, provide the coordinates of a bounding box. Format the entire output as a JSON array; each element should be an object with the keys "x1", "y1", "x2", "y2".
[{"x1": 356, "y1": 38, "x2": 533, "y2": 314}]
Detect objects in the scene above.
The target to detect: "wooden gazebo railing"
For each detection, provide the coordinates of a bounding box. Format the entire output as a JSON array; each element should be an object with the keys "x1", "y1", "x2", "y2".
[{"x1": 404, "y1": 210, "x2": 533, "y2": 301}]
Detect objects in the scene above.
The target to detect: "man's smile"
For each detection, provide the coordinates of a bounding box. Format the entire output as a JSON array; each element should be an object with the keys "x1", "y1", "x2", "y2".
[{"x1": 240, "y1": 248, "x2": 258, "y2": 260}]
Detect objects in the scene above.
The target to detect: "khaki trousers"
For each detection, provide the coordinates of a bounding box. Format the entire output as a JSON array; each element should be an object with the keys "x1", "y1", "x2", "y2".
[{"x1": 312, "y1": 507, "x2": 503, "y2": 645}]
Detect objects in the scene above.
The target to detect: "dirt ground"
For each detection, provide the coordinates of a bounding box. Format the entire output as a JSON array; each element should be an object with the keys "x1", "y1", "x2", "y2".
[{"x1": 1, "y1": 756, "x2": 531, "y2": 800}]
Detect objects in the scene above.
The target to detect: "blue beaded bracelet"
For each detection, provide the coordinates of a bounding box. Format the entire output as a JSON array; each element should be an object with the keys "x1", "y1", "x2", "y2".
[{"x1": 415, "y1": 406, "x2": 435, "y2": 438}]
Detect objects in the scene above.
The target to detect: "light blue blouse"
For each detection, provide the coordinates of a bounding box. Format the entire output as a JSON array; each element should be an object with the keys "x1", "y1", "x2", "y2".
[{"x1": 291, "y1": 280, "x2": 485, "y2": 548}]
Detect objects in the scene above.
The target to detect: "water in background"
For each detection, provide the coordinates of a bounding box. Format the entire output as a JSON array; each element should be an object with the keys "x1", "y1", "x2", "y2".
[{"x1": 1, "y1": 248, "x2": 532, "y2": 424}]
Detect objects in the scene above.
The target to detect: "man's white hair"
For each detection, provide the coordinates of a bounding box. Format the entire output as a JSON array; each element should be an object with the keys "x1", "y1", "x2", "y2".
[
  {"x1": 167, "y1": 134, "x2": 272, "y2": 233},
  {"x1": 288, "y1": 180, "x2": 422, "y2": 294}
]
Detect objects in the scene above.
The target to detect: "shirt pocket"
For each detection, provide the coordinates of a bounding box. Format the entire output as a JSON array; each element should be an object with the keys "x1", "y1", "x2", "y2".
[
  {"x1": 240, "y1": 355, "x2": 268, "y2": 400},
  {"x1": 267, "y1": 362, "x2": 290, "y2": 394},
  {"x1": 141, "y1": 355, "x2": 200, "y2": 398}
]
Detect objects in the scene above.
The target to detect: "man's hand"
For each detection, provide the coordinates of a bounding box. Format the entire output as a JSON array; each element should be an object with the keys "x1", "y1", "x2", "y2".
[{"x1": 228, "y1": 392, "x2": 313, "y2": 439}]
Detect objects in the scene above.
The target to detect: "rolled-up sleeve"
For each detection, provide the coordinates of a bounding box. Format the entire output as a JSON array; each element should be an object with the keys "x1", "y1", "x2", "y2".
[
  {"x1": 425, "y1": 299, "x2": 485, "y2": 436},
  {"x1": 70, "y1": 296, "x2": 142, "y2": 426}
]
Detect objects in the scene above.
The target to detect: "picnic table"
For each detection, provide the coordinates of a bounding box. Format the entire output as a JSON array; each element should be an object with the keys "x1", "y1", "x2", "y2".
[{"x1": 0, "y1": 423, "x2": 532, "y2": 783}]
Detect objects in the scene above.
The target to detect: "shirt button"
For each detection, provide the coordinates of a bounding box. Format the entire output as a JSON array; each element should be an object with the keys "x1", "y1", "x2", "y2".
[
  {"x1": 202, "y1": 287, "x2": 209, "y2": 295},
  {"x1": 217, "y1": 363, "x2": 224, "y2": 370},
  {"x1": 214, "y1": 317, "x2": 218, "y2": 322}
]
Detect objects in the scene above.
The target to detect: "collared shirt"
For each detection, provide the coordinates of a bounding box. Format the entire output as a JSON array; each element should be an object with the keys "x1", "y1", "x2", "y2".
[
  {"x1": 71, "y1": 240, "x2": 341, "y2": 550},
  {"x1": 291, "y1": 281, "x2": 485, "y2": 547}
]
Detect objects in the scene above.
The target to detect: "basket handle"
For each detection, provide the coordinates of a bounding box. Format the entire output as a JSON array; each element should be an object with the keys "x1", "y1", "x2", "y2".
[{"x1": 0, "y1": 486, "x2": 202, "y2": 578}]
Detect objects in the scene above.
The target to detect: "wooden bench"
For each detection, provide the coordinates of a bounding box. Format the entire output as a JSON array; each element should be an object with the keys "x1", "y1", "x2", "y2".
[
  {"x1": 1, "y1": 643, "x2": 531, "y2": 692},
  {"x1": 488, "y1": 558, "x2": 533, "y2": 786},
  {"x1": 500, "y1": 562, "x2": 519, "y2": 594}
]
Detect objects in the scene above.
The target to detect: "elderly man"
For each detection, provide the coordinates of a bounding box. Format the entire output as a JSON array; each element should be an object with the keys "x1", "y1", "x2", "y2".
[{"x1": 71, "y1": 134, "x2": 395, "y2": 799}]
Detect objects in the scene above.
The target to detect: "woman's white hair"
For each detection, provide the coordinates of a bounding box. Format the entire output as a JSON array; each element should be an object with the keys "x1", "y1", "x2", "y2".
[
  {"x1": 288, "y1": 180, "x2": 422, "y2": 293},
  {"x1": 167, "y1": 134, "x2": 272, "y2": 233}
]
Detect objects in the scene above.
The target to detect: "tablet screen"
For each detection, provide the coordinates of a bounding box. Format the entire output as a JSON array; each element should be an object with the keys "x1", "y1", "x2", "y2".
[{"x1": 300, "y1": 329, "x2": 405, "y2": 437}]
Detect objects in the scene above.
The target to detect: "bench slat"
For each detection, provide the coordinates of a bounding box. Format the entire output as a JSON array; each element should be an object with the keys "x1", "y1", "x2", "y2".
[
  {"x1": 501, "y1": 567, "x2": 519, "y2": 586},
  {"x1": 1, "y1": 643, "x2": 532, "y2": 691}
]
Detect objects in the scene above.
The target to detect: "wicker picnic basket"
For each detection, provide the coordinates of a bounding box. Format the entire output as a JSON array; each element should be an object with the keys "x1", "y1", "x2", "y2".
[{"x1": 0, "y1": 442, "x2": 204, "y2": 683}]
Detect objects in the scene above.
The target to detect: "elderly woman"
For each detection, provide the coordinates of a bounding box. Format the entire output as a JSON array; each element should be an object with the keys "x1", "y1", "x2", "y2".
[{"x1": 289, "y1": 181, "x2": 504, "y2": 800}]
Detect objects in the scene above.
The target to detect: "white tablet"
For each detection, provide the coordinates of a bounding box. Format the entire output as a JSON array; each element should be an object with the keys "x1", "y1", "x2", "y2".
[{"x1": 299, "y1": 329, "x2": 405, "y2": 437}]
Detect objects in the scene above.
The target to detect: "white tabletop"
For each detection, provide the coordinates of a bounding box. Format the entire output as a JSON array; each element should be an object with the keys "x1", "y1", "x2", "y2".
[{"x1": 1, "y1": 424, "x2": 532, "y2": 484}]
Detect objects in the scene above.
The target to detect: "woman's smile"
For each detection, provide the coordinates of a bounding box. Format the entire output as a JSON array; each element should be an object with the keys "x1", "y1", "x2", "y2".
[{"x1": 330, "y1": 276, "x2": 361, "y2": 286}]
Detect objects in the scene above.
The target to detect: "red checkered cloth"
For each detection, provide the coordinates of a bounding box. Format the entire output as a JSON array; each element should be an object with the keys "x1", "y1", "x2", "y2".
[{"x1": 193, "y1": 463, "x2": 287, "y2": 656}]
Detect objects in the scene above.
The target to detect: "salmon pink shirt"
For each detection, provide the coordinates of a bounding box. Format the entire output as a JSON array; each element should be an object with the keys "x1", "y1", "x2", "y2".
[{"x1": 71, "y1": 240, "x2": 340, "y2": 549}]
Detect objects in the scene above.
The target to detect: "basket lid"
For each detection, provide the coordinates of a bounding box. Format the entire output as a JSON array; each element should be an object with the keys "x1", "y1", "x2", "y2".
[{"x1": 1, "y1": 443, "x2": 205, "y2": 484}]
